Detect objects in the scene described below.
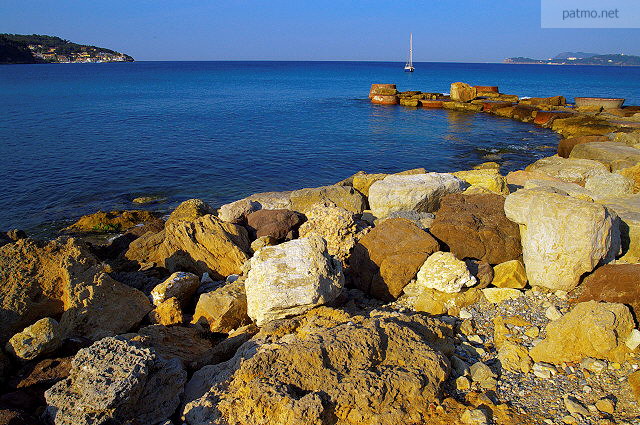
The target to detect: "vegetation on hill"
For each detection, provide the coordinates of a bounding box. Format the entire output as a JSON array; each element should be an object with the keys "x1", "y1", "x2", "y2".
[
  {"x1": 504, "y1": 52, "x2": 640, "y2": 66},
  {"x1": 0, "y1": 34, "x2": 133, "y2": 64}
]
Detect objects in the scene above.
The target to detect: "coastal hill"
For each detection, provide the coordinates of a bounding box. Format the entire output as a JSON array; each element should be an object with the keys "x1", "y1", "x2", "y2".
[
  {"x1": 0, "y1": 34, "x2": 133, "y2": 64},
  {"x1": 505, "y1": 51, "x2": 640, "y2": 66}
]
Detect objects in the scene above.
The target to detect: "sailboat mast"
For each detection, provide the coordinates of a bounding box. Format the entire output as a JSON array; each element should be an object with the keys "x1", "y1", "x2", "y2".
[{"x1": 409, "y1": 33, "x2": 413, "y2": 66}]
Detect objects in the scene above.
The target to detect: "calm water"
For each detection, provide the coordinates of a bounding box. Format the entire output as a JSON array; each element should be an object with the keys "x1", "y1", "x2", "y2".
[{"x1": 2, "y1": 61, "x2": 640, "y2": 234}]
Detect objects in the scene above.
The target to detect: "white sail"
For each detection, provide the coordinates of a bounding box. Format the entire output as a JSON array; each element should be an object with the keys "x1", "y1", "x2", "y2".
[{"x1": 404, "y1": 33, "x2": 415, "y2": 72}]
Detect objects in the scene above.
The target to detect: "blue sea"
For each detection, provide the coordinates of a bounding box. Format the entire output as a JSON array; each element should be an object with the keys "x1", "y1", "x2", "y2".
[{"x1": 2, "y1": 61, "x2": 640, "y2": 235}]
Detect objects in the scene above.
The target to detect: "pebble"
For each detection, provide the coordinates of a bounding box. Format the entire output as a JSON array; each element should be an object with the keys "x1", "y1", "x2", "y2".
[
  {"x1": 459, "y1": 308, "x2": 472, "y2": 319},
  {"x1": 461, "y1": 408, "x2": 488, "y2": 425},
  {"x1": 545, "y1": 306, "x2": 563, "y2": 321},
  {"x1": 595, "y1": 398, "x2": 615, "y2": 414},
  {"x1": 533, "y1": 362, "x2": 557, "y2": 379},
  {"x1": 580, "y1": 358, "x2": 607, "y2": 374},
  {"x1": 563, "y1": 395, "x2": 590, "y2": 417},
  {"x1": 467, "y1": 334, "x2": 483, "y2": 344},
  {"x1": 456, "y1": 376, "x2": 471, "y2": 391},
  {"x1": 524, "y1": 326, "x2": 540, "y2": 338},
  {"x1": 626, "y1": 329, "x2": 640, "y2": 350}
]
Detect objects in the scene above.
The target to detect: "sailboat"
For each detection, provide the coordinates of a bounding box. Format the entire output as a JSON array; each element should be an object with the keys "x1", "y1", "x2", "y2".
[{"x1": 404, "y1": 33, "x2": 415, "y2": 72}]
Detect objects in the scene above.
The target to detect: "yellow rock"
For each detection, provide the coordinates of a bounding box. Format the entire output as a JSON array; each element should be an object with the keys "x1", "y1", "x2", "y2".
[
  {"x1": 482, "y1": 288, "x2": 522, "y2": 303},
  {"x1": 491, "y1": 260, "x2": 527, "y2": 289},
  {"x1": 352, "y1": 173, "x2": 387, "y2": 197},
  {"x1": 473, "y1": 162, "x2": 501, "y2": 171},
  {"x1": 412, "y1": 288, "x2": 482, "y2": 316},
  {"x1": 497, "y1": 340, "x2": 532, "y2": 373},
  {"x1": 618, "y1": 163, "x2": 640, "y2": 193},
  {"x1": 629, "y1": 371, "x2": 640, "y2": 402},
  {"x1": 149, "y1": 297, "x2": 183, "y2": 326},
  {"x1": 453, "y1": 169, "x2": 509, "y2": 195}
]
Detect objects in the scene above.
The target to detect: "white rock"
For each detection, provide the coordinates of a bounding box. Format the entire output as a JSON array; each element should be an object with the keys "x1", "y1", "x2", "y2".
[
  {"x1": 545, "y1": 306, "x2": 563, "y2": 321},
  {"x1": 504, "y1": 188, "x2": 619, "y2": 291},
  {"x1": 150, "y1": 271, "x2": 200, "y2": 307},
  {"x1": 461, "y1": 408, "x2": 488, "y2": 425},
  {"x1": 580, "y1": 357, "x2": 607, "y2": 373},
  {"x1": 413, "y1": 251, "x2": 477, "y2": 294},
  {"x1": 368, "y1": 173, "x2": 465, "y2": 218},
  {"x1": 626, "y1": 329, "x2": 640, "y2": 350},
  {"x1": 244, "y1": 236, "x2": 344, "y2": 325},
  {"x1": 586, "y1": 172, "x2": 634, "y2": 200},
  {"x1": 563, "y1": 395, "x2": 590, "y2": 417},
  {"x1": 533, "y1": 362, "x2": 556, "y2": 379}
]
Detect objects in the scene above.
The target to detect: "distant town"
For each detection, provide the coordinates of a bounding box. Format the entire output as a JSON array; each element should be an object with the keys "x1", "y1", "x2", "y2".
[
  {"x1": 0, "y1": 34, "x2": 134, "y2": 64},
  {"x1": 505, "y1": 51, "x2": 640, "y2": 66}
]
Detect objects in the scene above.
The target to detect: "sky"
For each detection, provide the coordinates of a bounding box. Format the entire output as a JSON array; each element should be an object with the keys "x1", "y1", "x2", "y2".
[{"x1": 2, "y1": 0, "x2": 640, "y2": 62}]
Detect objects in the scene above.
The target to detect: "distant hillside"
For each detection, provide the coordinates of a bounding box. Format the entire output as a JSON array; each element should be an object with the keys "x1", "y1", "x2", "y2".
[
  {"x1": 504, "y1": 52, "x2": 640, "y2": 66},
  {"x1": 0, "y1": 34, "x2": 133, "y2": 64}
]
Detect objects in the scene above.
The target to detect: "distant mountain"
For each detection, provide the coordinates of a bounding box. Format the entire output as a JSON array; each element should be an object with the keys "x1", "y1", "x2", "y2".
[
  {"x1": 552, "y1": 52, "x2": 599, "y2": 60},
  {"x1": 0, "y1": 34, "x2": 133, "y2": 64},
  {"x1": 504, "y1": 52, "x2": 640, "y2": 66}
]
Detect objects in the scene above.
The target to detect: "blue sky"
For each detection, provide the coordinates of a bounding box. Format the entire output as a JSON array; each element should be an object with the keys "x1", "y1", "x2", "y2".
[{"x1": 2, "y1": 0, "x2": 639, "y2": 61}]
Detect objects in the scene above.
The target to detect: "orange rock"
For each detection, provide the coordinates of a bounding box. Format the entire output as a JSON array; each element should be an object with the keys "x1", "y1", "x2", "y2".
[
  {"x1": 149, "y1": 297, "x2": 184, "y2": 326},
  {"x1": 557, "y1": 135, "x2": 610, "y2": 158},
  {"x1": 371, "y1": 94, "x2": 399, "y2": 105},
  {"x1": 369, "y1": 83, "x2": 397, "y2": 98},
  {"x1": 505, "y1": 170, "x2": 562, "y2": 187}
]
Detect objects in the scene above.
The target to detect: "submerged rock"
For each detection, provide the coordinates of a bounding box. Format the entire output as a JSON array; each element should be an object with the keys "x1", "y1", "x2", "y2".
[
  {"x1": 64, "y1": 210, "x2": 156, "y2": 233},
  {"x1": 182, "y1": 307, "x2": 453, "y2": 425},
  {"x1": 368, "y1": 173, "x2": 465, "y2": 218},
  {"x1": 244, "y1": 236, "x2": 344, "y2": 325},
  {"x1": 44, "y1": 337, "x2": 187, "y2": 425},
  {"x1": 350, "y1": 218, "x2": 440, "y2": 300},
  {"x1": 504, "y1": 188, "x2": 619, "y2": 291}
]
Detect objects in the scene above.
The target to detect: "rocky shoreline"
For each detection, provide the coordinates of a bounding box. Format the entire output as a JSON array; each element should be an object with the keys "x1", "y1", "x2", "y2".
[{"x1": 2, "y1": 81, "x2": 640, "y2": 425}]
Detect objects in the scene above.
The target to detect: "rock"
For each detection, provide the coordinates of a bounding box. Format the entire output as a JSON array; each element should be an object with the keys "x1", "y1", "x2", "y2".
[
  {"x1": 450, "y1": 82, "x2": 477, "y2": 102},
  {"x1": 289, "y1": 185, "x2": 366, "y2": 214},
  {"x1": 521, "y1": 95, "x2": 566, "y2": 107},
  {"x1": 352, "y1": 172, "x2": 387, "y2": 196},
  {"x1": 532, "y1": 362, "x2": 556, "y2": 379},
  {"x1": 497, "y1": 340, "x2": 532, "y2": 373},
  {"x1": 59, "y1": 273, "x2": 152, "y2": 341},
  {"x1": 558, "y1": 135, "x2": 610, "y2": 158},
  {"x1": 190, "y1": 325, "x2": 259, "y2": 370},
  {"x1": 192, "y1": 281, "x2": 250, "y2": 333},
  {"x1": 601, "y1": 194, "x2": 640, "y2": 262},
  {"x1": 618, "y1": 163, "x2": 640, "y2": 192},
  {"x1": 482, "y1": 288, "x2": 522, "y2": 303},
  {"x1": 613, "y1": 131, "x2": 640, "y2": 145},
  {"x1": 217, "y1": 198, "x2": 259, "y2": 223},
  {"x1": 369, "y1": 83, "x2": 397, "y2": 97},
  {"x1": 525, "y1": 155, "x2": 609, "y2": 185},
  {"x1": 461, "y1": 409, "x2": 488, "y2": 425},
  {"x1": 443, "y1": 101, "x2": 483, "y2": 112},
  {"x1": 249, "y1": 235, "x2": 277, "y2": 252},
  {"x1": 628, "y1": 371, "x2": 640, "y2": 402},
  {"x1": 504, "y1": 189, "x2": 619, "y2": 291},
  {"x1": 64, "y1": 210, "x2": 156, "y2": 233},
  {"x1": 181, "y1": 307, "x2": 452, "y2": 425},
  {"x1": 453, "y1": 169, "x2": 509, "y2": 195},
  {"x1": 0, "y1": 238, "x2": 102, "y2": 345},
  {"x1": 523, "y1": 179, "x2": 595, "y2": 201},
  {"x1": 469, "y1": 361, "x2": 496, "y2": 388},
  {"x1": 245, "y1": 208, "x2": 304, "y2": 240},
  {"x1": 399, "y1": 98, "x2": 420, "y2": 107},
  {"x1": 545, "y1": 306, "x2": 562, "y2": 321},
  {"x1": 350, "y1": 218, "x2": 439, "y2": 300},
  {"x1": 404, "y1": 287, "x2": 483, "y2": 316},
  {"x1": 455, "y1": 376, "x2": 471, "y2": 391},
  {"x1": 132, "y1": 195, "x2": 164, "y2": 204},
  {"x1": 370, "y1": 94, "x2": 399, "y2": 105},
  {"x1": 126, "y1": 214, "x2": 250, "y2": 279},
  {"x1": 244, "y1": 236, "x2": 344, "y2": 325},
  {"x1": 576, "y1": 264, "x2": 640, "y2": 319},
  {"x1": 415, "y1": 251, "x2": 477, "y2": 294},
  {"x1": 6, "y1": 318, "x2": 62, "y2": 361},
  {"x1": 150, "y1": 271, "x2": 200, "y2": 307},
  {"x1": 595, "y1": 398, "x2": 615, "y2": 414},
  {"x1": 465, "y1": 259, "x2": 494, "y2": 288},
  {"x1": 149, "y1": 297, "x2": 184, "y2": 326},
  {"x1": 121, "y1": 325, "x2": 214, "y2": 369},
  {"x1": 585, "y1": 172, "x2": 634, "y2": 199},
  {"x1": 551, "y1": 115, "x2": 619, "y2": 138},
  {"x1": 563, "y1": 396, "x2": 590, "y2": 417},
  {"x1": 473, "y1": 161, "x2": 500, "y2": 171},
  {"x1": 382, "y1": 210, "x2": 435, "y2": 229},
  {"x1": 570, "y1": 142, "x2": 640, "y2": 171},
  {"x1": 430, "y1": 193, "x2": 522, "y2": 264},
  {"x1": 44, "y1": 337, "x2": 186, "y2": 425},
  {"x1": 529, "y1": 301, "x2": 635, "y2": 364},
  {"x1": 368, "y1": 173, "x2": 465, "y2": 218},
  {"x1": 505, "y1": 170, "x2": 563, "y2": 187},
  {"x1": 626, "y1": 329, "x2": 640, "y2": 350},
  {"x1": 166, "y1": 199, "x2": 216, "y2": 225},
  {"x1": 580, "y1": 358, "x2": 607, "y2": 373},
  {"x1": 298, "y1": 204, "x2": 363, "y2": 263},
  {"x1": 491, "y1": 260, "x2": 527, "y2": 288}
]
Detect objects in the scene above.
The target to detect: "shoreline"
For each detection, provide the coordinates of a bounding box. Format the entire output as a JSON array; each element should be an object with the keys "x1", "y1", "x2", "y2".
[{"x1": 1, "y1": 81, "x2": 640, "y2": 424}]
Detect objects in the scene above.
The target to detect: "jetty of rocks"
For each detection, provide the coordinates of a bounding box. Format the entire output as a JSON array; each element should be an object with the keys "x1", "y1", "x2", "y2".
[{"x1": 2, "y1": 81, "x2": 640, "y2": 424}]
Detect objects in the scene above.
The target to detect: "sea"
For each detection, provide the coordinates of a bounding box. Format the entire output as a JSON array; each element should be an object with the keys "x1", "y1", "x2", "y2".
[{"x1": 2, "y1": 61, "x2": 640, "y2": 235}]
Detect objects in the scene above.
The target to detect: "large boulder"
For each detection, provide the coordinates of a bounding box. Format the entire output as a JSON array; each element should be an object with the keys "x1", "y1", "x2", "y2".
[
  {"x1": 551, "y1": 116, "x2": 619, "y2": 138},
  {"x1": 59, "y1": 273, "x2": 152, "y2": 341},
  {"x1": 618, "y1": 163, "x2": 640, "y2": 193},
  {"x1": 0, "y1": 238, "x2": 102, "y2": 345},
  {"x1": 218, "y1": 191, "x2": 293, "y2": 223},
  {"x1": 453, "y1": 169, "x2": 508, "y2": 195},
  {"x1": 576, "y1": 264, "x2": 640, "y2": 319},
  {"x1": 150, "y1": 271, "x2": 200, "y2": 307},
  {"x1": 166, "y1": 199, "x2": 216, "y2": 225},
  {"x1": 430, "y1": 193, "x2": 521, "y2": 264},
  {"x1": 585, "y1": 172, "x2": 634, "y2": 200},
  {"x1": 557, "y1": 135, "x2": 609, "y2": 158},
  {"x1": 523, "y1": 179, "x2": 594, "y2": 201},
  {"x1": 6, "y1": 318, "x2": 63, "y2": 362},
  {"x1": 289, "y1": 185, "x2": 367, "y2": 214},
  {"x1": 126, "y1": 214, "x2": 251, "y2": 279},
  {"x1": 244, "y1": 236, "x2": 344, "y2": 325},
  {"x1": 529, "y1": 301, "x2": 635, "y2": 364},
  {"x1": 450, "y1": 82, "x2": 477, "y2": 102},
  {"x1": 192, "y1": 280, "x2": 250, "y2": 333},
  {"x1": 504, "y1": 188, "x2": 619, "y2": 291},
  {"x1": 245, "y1": 209, "x2": 304, "y2": 240},
  {"x1": 602, "y1": 194, "x2": 640, "y2": 262},
  {"x1": 182, "y1": 307, "x2": 453, "y2": 425},
  {"x1": 350, "y1": 218, "x2": 440, "y2": 300},
  {"x1": 44, "y1": 337, "x2": 186, "y2": 425},
  {"x1": 352, "y1": 172, "x2": 388, "y2": 196},
  {"x1": 570, "y1": 142, "x2": 640, "y2": 171},
  {"x1": 525, "y1": 155, "x2": 609, "y2": 185},
  {"x1": 64, "y1": 210, "x2": 156, "y2": 233},
  {"x1": 298, "y1": 204, "x2": 364, "y2": 263},
  {"x1": 368, "y1": 173, "x2": 465, "y2": 218}
]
